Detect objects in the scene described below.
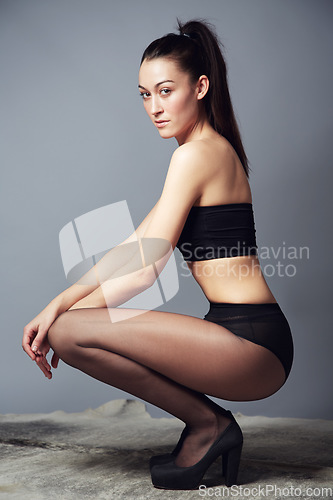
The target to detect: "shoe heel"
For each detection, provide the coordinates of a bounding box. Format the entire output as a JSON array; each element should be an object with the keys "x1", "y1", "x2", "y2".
[{"x1": 222, "y1": 443, "x2": 242, "y2": 487}]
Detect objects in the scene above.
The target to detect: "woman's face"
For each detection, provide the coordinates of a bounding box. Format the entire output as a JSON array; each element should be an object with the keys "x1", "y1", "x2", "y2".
[{"x1": 138, "y1": 57, "x2": 205, "y2": 145}]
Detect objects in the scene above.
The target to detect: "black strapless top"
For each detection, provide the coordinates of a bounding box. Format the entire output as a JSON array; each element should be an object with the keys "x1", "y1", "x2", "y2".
[{"x1": 176, "y1": 203, "x2": 258, "y2": 261}]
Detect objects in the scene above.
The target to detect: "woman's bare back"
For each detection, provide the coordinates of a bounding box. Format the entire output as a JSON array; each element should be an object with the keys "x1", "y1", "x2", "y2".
[{"x1": 178, "y1": 135, "x2": 276, "y2": 304}]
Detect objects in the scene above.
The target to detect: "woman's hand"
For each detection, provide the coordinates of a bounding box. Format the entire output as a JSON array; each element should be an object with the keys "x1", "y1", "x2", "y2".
[
  {"x1": 22, "y1": 303, "x2": 61, "y2": 379},
  {"x1": 32, "y1": 336, "x2": 60, "y2": 379}
]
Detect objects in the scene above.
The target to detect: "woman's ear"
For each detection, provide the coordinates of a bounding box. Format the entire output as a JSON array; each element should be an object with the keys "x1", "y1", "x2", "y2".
[{"x1": 196, "y1": 75, "x2": 209, "y2": 100}]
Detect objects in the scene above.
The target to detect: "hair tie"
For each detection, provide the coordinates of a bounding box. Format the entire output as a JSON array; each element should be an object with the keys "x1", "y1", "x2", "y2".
[{"x1": 182, "y1": 33, "x2": 191, "y2": 38}]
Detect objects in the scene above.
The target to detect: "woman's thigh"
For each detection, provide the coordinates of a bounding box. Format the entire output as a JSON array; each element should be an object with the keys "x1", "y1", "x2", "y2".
[{"x1": 48, "y1": 307, "x2": 286, "y2": 401}]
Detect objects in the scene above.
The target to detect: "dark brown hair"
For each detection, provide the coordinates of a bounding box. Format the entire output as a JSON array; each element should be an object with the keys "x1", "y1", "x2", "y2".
[{"x1": 140, "y1": 19, "x2": 251, "y2": 177}]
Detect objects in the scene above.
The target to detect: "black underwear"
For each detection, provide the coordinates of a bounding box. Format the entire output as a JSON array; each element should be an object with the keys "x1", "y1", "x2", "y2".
[{"x1": 203, "y1": 302, "x2": 294, "y2": 381}]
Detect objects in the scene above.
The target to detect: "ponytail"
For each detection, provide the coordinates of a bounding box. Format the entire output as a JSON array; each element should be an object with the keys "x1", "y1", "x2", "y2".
[{"x1": 141, "y1": 19, "x2": 251, "y2": 178}]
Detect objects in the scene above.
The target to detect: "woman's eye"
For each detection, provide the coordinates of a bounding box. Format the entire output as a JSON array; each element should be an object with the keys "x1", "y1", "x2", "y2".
[
  {"x1": 139, "y1": 92, "x2": 150, "y2": 99},
  {"x1": 160, "y1": 88, "x2": 171, "y2": 96}
]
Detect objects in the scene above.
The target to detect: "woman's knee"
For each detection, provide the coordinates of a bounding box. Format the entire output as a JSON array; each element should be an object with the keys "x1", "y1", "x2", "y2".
[{"x1": 48, "y1": 311, "x2": 76, "y2": 357}]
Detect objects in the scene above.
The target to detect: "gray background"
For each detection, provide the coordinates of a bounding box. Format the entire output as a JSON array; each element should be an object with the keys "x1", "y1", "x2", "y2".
[{"x1": 1, "y1": 0, "x2": 332, "y2": 419}]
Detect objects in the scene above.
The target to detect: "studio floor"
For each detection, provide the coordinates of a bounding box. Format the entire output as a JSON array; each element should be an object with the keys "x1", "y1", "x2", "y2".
[{"x1": 0, "y1": 399, "x2": 332, "y2": 500}]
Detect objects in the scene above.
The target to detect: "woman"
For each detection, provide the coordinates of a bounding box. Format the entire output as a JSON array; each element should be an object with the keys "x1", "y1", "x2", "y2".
[{"x1": 22, "y1": 19, "x2": 294, "y2": 490}]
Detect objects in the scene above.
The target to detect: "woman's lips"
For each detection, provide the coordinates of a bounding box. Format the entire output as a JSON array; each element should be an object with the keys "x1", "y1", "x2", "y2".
[{"x1": 155, "y1": 120, "x2": 169, "y2": 128}]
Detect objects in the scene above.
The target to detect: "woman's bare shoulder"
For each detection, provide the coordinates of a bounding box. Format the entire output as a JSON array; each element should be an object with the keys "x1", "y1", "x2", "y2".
[
  {"x1": 170, "y1": 138, "x2": 250, "y2": 205},
  {"x1": 172, "y1": 136, "x2": 237, "y2": 171}
]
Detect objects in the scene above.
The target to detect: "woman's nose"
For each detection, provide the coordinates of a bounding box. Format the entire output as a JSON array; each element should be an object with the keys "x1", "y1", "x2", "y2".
[{"x1": 151, "y1": 96, "x2": 163, "y2": 115}]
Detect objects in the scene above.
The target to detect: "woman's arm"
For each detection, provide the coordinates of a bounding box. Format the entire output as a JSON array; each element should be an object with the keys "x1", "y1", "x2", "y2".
[
  {"x1": 59, "y1": 198, "x2": 161, "y2": 311},
  {"x1": 22, "y1": 199, "x2": 160, "y2": 361},
  {"x1": 74, "y1": 143, "x2": 210, "y2": 309},
  {"x1": 23, "y1": 142, "x2": 207, "y2": 362}
]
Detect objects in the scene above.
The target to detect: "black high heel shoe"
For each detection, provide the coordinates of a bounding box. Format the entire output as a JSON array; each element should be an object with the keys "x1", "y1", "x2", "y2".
[
  {"x1": 149, "y1": 403, "x2": 238, "y2": 473},
  {"x1": 149, "y1": 425, "x2": 189, "y2": 470},
  {"x1": 150, "y1": 418, "x2": 243, "y2": 490}
]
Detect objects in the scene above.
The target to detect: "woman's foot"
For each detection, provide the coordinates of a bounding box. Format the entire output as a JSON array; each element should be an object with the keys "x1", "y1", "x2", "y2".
[
  {"x1": 150, "y1": 409, "x2": 243, "y2": 489},
  {"x1": 174, "y1": 411, "x2": 232, "y2": 467},
  {"x1": 149, "y1": 425, "x2": 189, "y2": 470}
]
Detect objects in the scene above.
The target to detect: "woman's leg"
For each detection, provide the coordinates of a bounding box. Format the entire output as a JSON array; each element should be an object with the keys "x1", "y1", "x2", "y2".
[{"x1": 47, "y1": 307, "x2": 285, "y2": 466}]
